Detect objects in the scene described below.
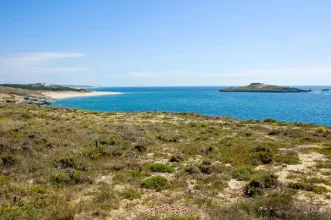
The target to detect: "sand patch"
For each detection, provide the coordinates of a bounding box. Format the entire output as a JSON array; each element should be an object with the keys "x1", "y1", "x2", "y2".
[{"x1": 42, "y1": 91, "x2": 122, "y2": 99}]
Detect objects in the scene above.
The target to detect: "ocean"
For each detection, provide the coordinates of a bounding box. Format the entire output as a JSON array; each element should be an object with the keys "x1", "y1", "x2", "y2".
[{"x1": 52, "y1": 86, "x2": 331, "y2": 126}]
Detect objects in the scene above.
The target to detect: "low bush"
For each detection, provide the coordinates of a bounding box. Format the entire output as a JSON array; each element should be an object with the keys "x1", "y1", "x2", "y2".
[
  {"x1": 149, "y1": 163, "x2": 174, "y2": 173},
  {"x1": 268, "y1": 130, "x2": 281, "y2": 136},
  {"x1": 185, "y1": 166, "x2": 200, "y2": 175},
  {"x1": 288, "y1": 182, "x2": 328, "y2": 194},
  {"x1": 316, "y1": 161, "x2": 331, "y2": 169},
  {"x1": 232, "y1": 166, "x2": 255, "y2": 181},
  {"x1": 316, "y1": 146, "x2": 331, "y2": 159},
  {"x1": 51, "y1": 172, "x2": 71, "y2": 185},
  {"x1": 115, "y1": 170, "x2": 145, "y2": 183},
  {"x1": 250, "y1": 146, "x2": 273, "y2": 165},
  {"x1": 53, "y1": 157, "x2": 76, "y2": 169},
  {"x1": 121, "y1": 188, "x2": 141, "y2": 200},
  {"x1": 263, "y1": 118, "x2": 276, "y2": 123},
  {"x1": 198, "y1": 164, "x2": 212, "y2": 174},
  {"x1": 275, "y1": 151, "x2": 300, "y2": 165},
  {"x1": 201, "y1": 122, "x2": 209, "y2": 127},
  {"x1": 30, "y1": 185, "x2": 47, "y2": 194},
  {"x1": 141, "y1": 176, "x2": 167, "y2": 189},
  {"x1": 316, "y1": 126, "x2": 326, "y2": 133},
  {"x1": 134, "y1": 145, "x2": 146, "y2": 152},
  {"x1": 169, "y1": 155, "x2": 184, "y2": 163},
  {"x1": 51, "y1": 170, "x2": 90, "y2": 186},
  {"x1": 1, "y1": 154, "x2": 16, "y2": 167},
  {"x1": 0, "y1": 175, "x2": 11, "y2": 184},
  {"x1": 84, "y1": 148, "x2": 102, "y2": 160},
  {"x1": 244, "y1": 172, "x2": 278, "y2": 197}
]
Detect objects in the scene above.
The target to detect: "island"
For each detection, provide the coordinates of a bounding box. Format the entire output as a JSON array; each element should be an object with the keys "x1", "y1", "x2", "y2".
[{"x1": 219, "y1": 83, "x2": 312, "y2": 93}]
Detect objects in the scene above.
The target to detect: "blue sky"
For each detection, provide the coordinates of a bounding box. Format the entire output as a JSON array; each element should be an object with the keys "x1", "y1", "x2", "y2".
[{"x1": 1, "y1": 0, "x2": 331, "y2": 86}]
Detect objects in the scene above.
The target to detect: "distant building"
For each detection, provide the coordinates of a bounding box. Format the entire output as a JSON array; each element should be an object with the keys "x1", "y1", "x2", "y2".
[{"x1": 35, "y1": 82, "x2": 49, "y2": 86}]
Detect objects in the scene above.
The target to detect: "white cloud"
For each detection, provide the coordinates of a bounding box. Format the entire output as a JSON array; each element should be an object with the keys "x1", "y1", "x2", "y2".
[{"x1": 0, "y1": 52, "x2": 88, "y2": 75}]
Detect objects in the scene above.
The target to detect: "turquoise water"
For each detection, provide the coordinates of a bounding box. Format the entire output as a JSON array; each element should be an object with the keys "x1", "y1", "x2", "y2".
[{"x1": 52, "y1": 86, "x2": 331, "y2": 126}]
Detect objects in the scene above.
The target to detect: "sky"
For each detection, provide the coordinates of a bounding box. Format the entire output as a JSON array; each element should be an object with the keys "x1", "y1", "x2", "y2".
[{"x1": 1, "y1": 0, "x2": 331, "y2": 86}]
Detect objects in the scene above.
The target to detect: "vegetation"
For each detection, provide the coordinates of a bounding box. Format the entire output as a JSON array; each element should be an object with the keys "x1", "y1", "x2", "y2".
[
  {"x1": 149, "y1": 163, "x2": 174, "y2": 173},
  {"x1": 0, "y1": 84, "x2": 86, "y2": 92},
  {"x1": 244, "y1": 172, "x2": 279, "y2": 197},
  {"x1": 141, "y1": 176, "x2": 167, "y2": 189},
  {"x1": 0, "y1": 103, "x2": 330, "y2": 219}
]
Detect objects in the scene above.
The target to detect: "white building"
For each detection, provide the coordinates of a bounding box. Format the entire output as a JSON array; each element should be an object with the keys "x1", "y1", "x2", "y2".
[{"x1": 36, "y1": 82, "x2": 50, "y2": 86}]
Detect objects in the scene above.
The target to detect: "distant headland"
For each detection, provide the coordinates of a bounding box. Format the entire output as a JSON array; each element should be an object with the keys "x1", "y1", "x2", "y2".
[
  {"x1": 0, "y1": 83, "x2": 121, "y2": 105},
  {"x1": 219, "y1": 83, "x2": 312, "y2": 93}
]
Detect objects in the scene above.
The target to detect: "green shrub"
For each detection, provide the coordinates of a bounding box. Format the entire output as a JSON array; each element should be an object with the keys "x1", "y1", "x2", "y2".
[
  {"x1": 250, "y1": 147, "x2": 273, "y2": 165},
  {"x1": 51, "y1": 170, "x2": 89, "y2": 186},
  {"x1": 141, "y1": 176, "x2": 167, "y2": 189},
  {"x1": 53, "y1": 158, "x2": 76, "y2": 169},
  {"x1": 0, "y1": 203, "x2": 37, "y2": 219},
  {"x1": 316, "y1": 126, "x2": 326, "y2": 133},
  {"x1": 0, "y1": 175, "x2": 11, "y2": 184},
  {"x1": 232, "y1": 166, "x2": 255, "y2": 181},
  {"x1": 263, "y1": 118, "x2": 276, "y2": 123},
  {"x1": 51, "y1": 172, "x2": 72, "y2": 185},
  {"x1": 93, "y1": 184, "x2": 120, "y2": 210},
  {"x1": 236, "y1": 190, "x2": 295, "y2": 219},
  {"x1": 244, "y1": 173, "x2": 278, "y2": 197},
  {"x1": 275, "y1": 151, "x2": 300, "y2": 165},
  {"x1": 98, "y1": 135, "x2": 118, "y2": 146},
  {"x1": 316, "y1": 161, "x2": 331, "y2": 169},
  {"x1": 201, "y1": 122, "x2": 209, "y2": 127},
  {"x1": 316, "y1": 146, "x2": 331, "y2": 159},
  {"x1": 121, "y1": 188, "x2": 141, "y2": 200},
  {"x1": 31, "y1": 185, "x2": 47, "y2": 194},
  {"x1": 288, "y1": 182, "x2": 328, "y2": 194},
  {"x1": 150, "y1": 163, "x2": 174, "y2": 173},
  {"x1": 84, "y1": 148, "x2": 102, "y2": 160}
]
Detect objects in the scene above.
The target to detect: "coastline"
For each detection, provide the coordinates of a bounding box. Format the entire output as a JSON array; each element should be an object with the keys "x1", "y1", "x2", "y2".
[{"x1": 42, "y1": 91, "x2": 122, "y2": 99}]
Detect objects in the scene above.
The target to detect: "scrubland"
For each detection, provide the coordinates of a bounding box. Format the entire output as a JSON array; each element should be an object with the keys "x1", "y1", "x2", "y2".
[{"x1": 1, "y1": 103, "x2": 331, "y2": 219}]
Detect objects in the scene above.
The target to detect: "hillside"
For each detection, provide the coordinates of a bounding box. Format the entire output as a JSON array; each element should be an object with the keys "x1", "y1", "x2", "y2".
[
  {"x1": 0, "y1": 85, "x2": 90, "y2": 105},
  {"x1": 220, "y1": 83, "x2": 312, "y2": 93},
  {"x1": 0, "y1": 84, "x2": 86, "y2": 92},
  {"x1": 0, "y1": 104, "x2": 331, "y2": 219}
]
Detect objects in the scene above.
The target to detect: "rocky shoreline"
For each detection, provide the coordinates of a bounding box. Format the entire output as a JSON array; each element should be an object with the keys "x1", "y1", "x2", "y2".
[
  {"x1": 19, "y1": 96, "x2": 52, "y2": 105},
  {"x1": 14, "y1": 96, "x2": 52, "y2": 106}
]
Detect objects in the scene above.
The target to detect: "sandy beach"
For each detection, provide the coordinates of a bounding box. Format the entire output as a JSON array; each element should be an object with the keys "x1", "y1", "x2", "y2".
[{"x1": 42, "y1": 91, "x2": 122, "y2": 99}]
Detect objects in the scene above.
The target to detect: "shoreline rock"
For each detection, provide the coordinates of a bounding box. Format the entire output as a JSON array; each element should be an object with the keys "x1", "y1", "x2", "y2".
[{"x1": 18, "y1": 96, "x2": 52, "y2": 106}]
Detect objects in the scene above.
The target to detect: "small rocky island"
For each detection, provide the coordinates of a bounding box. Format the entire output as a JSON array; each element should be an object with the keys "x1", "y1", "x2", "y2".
[{"x1": 220, "y1": 83, "x2": 312, "y2": 93}]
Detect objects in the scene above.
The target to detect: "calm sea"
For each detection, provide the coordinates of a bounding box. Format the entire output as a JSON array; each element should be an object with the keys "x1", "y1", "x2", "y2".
[{"x1": 52, "y1": 86, "x2": 331, "y2": 126}]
